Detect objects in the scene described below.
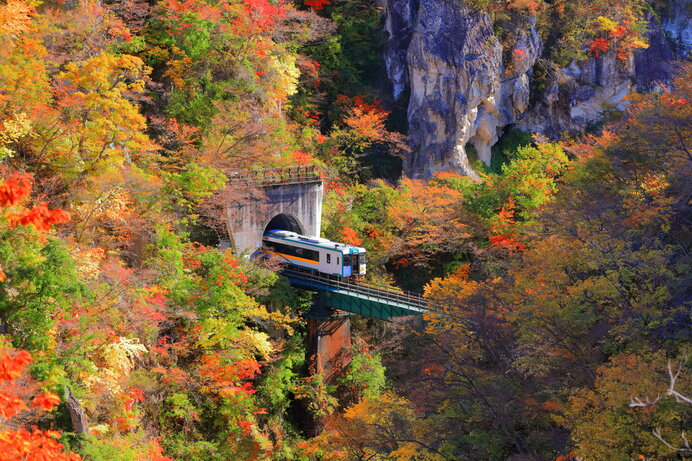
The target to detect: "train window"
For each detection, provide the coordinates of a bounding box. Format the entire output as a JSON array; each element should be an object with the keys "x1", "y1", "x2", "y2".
[
  {"x1": 327, "y1": 254, "x2": 331, "y2": 264},
  {"x1": 266, "y1": 240, "x2": 319, "y2": 262},
  {"x1": 343, "y1": 255, "x2": 351, "y2": 266},
  {"x1": 361, "y1": 253, "x2": 366, "y2": 264},
  {"x1": 337, "y1": 257, "x2": 339, "y2": 265}
]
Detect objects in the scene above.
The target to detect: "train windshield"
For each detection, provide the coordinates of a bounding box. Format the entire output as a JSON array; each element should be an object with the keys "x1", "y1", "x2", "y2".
[
  {"x1": 343, "y1": 255, "x2": 351, "y2": 266},
  {"x1": 360, "y1": 252, "x2": 366, "y2": 264}
]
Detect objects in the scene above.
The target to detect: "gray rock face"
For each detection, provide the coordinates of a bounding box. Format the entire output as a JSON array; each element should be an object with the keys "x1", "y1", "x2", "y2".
[
  {"x1": 518, "y1": 53, "x2": 635, "y2": 138},
  {"x1": 383, "y1": 0, "x2": 414, "y2": 100},
  {"x1": 382, "y1": 0, "x2": 680, "y2": 179},
  {"x1": 634, "y1": 12, "x2": 675, "y2": 90},
  {"x1": 661, "y1": 0, "x2": 692, "y2": 57},
  {"x1": 404, "y1": 0, "x2": 501, "y2": 178}
]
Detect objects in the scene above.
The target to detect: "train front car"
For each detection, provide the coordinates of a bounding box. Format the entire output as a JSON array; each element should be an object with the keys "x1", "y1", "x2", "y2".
[{"x1": 262, "y1": 230, "x2": 366, "y2": 278}]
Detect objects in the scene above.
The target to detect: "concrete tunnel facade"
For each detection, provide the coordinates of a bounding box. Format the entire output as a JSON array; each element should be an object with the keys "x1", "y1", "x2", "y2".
[{"x1": 225, "y1": 181, "x2": 323, "y2": 257}]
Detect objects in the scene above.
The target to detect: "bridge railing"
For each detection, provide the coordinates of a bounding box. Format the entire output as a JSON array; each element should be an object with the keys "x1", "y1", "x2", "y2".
[
  {"x1": 280, "y1": 267, "x2": 431, "y2": 312},
  {"x1": 228, "y1": 165, "x2": 322, "y2": 186}
]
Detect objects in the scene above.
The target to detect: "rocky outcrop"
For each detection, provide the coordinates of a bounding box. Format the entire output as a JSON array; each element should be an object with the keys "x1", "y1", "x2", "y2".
[
  {"x1": 398, "y1": 0, "x2": 542, "y2": 178},
  {"x1": 518, "y1": 52, "x2": 635, "y2": 139},
  {"x1": 404, "y1": 0, "x2": 500, "y2": 178},
  {"x1": 382, "y1": 0, "x2": 681, "y2": 179}
]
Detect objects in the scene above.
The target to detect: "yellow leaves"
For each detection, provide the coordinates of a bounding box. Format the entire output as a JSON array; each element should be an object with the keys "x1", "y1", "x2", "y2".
[
  {"x1": 561, "y1": 352, "x2": 688, "y2": 459},
  {"x1": 329, "y1": 392, "x2": 446, "y2": 461},
  {"x1": 630, "y1": 38, "x2": 649, "y2": 50},
  {"x1": 263, "y1": 49, "x2": 300, "y2": 103},
  {"x1": 73, "y1": 247, "x2": 106, "y2": 280},
  {"x1": 593, "y1": 15, "x2": 618, "y2": 33},
  {"x1": 52, "y1": 52, "x2": 158, "y2": 178},
  {"x1": 0, "y1": 112, "x2": 32, "y2": 159},
  {"x1": 101, "y1": 337, "x2": 148, "y2": 376},
  {"x1": 83, "y1": 337, "x2": 148, "y2": 418},
  {"x1": 0, "y1": 112, "x2": 32, "y2": 145},
  {"x1": 60, "y1": 53, "x2": 150, "y2": 95}
]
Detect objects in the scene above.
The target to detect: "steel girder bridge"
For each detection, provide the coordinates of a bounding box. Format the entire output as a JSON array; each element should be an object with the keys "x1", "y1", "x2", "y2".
[{"x1": 280, "y1": 267, "x2": 431, "y2": 320}]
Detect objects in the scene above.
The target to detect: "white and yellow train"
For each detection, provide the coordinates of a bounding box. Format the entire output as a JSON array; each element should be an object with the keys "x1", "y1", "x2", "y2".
[{"x1": 262, "y1": 230, "x2": 366, "y2": 278}]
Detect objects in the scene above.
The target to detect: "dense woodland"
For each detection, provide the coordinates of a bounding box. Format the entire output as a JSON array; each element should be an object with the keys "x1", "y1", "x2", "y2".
[{"x1": 0, "y1": 0, "x2": 690, "y2": 459}]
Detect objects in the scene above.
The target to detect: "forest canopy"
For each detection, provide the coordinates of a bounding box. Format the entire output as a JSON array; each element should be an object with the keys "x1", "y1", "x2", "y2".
[{"x1": 0, "y1": 0, "x2": 690, "y2": 459}]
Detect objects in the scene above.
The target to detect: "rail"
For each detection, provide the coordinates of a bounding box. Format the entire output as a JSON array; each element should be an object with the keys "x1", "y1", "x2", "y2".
[
  {"x1": 280, "y1": 267, "x2": 431, "y2": 312},
  {"x1": 227, "y1": 165, "x2": 322, "y2": 187}
]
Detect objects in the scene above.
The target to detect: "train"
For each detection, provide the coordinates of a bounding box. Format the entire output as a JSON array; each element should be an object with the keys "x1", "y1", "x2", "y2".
[{"x1": 262, "y1": 229, "x2": 366, "y2": 278}]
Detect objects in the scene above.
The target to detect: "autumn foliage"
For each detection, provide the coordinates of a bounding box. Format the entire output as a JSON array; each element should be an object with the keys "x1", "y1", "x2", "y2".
[
  {"x1": 0, "y1": 349, "x2": 80, "y2": 461},
  {"x1": 0, "y1": 0, "x2": 688, "y2": 458}
]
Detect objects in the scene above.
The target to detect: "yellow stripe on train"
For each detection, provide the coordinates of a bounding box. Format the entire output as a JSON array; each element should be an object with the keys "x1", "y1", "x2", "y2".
[{"x1": 264, "y1": 250, "x2": 320, "y2": 265}]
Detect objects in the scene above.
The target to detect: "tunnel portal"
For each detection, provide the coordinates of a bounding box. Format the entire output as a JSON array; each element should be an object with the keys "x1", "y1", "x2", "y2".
[{"x1": 264, "y1": 214, "x2": 304, "y2": 235}]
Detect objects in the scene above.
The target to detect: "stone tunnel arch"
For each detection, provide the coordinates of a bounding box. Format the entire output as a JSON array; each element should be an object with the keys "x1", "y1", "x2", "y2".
[{"x1": 264, "y1": 214, "x2": 304, "y2": 235}]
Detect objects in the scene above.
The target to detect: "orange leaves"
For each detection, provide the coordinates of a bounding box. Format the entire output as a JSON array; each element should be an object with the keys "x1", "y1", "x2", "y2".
[
  {"x1": 0, "y1": 393, "x2": 29, "y2": 419},
  {"x1": 0, "y1": 349, "x2": 31, "y2": 381},
  {"x1": 198, "y1": 354, "x2": 261, "y2": 397},
  {"x1": 0, "y1": 0, "x2": 35, "y2": 41},
  {"x1": 508, "y1": 0, "x2": 544, "y2": 15},
  {"x1": 340, "y1": 227, "x2": 363, "y2": 246},
  {"x1": 0, "y1": 428, "x2": 81, "y2": 461},
  {"x1": 343, "y1": 106, "x2": 390, "y2": 145},
  {"x1": 290, "y1": 150, "x2": 313, "y2": 164}
]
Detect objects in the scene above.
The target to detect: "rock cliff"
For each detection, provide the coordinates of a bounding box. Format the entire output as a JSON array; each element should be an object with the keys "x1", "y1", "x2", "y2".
[{"x1": 383, "y1": 0, "x2": 690, "y2": 178}]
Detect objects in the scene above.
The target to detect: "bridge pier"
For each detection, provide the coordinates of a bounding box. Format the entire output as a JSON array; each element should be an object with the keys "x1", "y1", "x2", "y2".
[
  {"x1": 306, "y1": 292, "x2": 352, "y2": 384},
  {"x1": 307, "y1": 316, "x2": 352, "y2": 384}
]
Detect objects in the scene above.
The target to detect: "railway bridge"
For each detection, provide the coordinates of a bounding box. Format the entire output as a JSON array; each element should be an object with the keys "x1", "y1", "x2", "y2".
[{"x1": 225, "y1": 166, "x2": 433, "y2": 381}]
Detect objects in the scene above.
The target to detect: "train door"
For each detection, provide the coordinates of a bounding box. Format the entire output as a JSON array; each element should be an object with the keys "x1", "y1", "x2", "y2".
[{"x1": 343, "y1": 255, "x2": 352, "y2": 277}]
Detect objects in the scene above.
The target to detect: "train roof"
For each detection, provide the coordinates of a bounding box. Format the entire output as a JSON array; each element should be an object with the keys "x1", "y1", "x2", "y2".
[{"x1": 264, "y1": 230, "x2": 366, "y2": 254}]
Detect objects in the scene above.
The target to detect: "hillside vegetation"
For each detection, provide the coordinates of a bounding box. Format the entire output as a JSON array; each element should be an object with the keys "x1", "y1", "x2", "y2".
[{"x1": 0, "y1": 0, "x2": 689, "y2": 459}]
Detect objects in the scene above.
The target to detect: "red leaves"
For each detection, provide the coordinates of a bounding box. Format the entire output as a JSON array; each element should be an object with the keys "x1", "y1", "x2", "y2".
[
  {"x1": 8, "y1": 204, "x2": 70, "y2": 231},
  {"x1": 0, "y1": 350, "x2": 31, "y2": 381},
  {"x1": 31, "y1": 392, "x2": 60, "y2": 410},
  {"x1": 304, "y1": 0, "x2": 330, "y2": 10},
  {"x1": 589, "y1": 38, "x2": 609, "y2": 58},
  {"x1": 0, "y1": 349, "x2": 79, "y2": 460},
  {"x1": 0, "y1": 173, "x2": 32, "y2": 207},
  {"x1": 489, "y1": 199, "x2": 527, "y2": 253},
  {"x1": 1, "y1": 172, "x2": 71, "y2": 231}
]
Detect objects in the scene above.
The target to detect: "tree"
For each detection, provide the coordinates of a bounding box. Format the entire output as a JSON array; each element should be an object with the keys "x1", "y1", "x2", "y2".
[{"x1": 0, "y1": 348, "x2": 81, "y2": 461}]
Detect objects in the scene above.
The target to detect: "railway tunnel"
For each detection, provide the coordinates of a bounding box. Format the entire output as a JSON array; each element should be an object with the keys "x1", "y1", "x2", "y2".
[
  {"x1": 225, "y1": 171, "x2": 322, "y2": 257},
  {"x1": 264, "y1": 213, "x2": 304, "y2": 235}
]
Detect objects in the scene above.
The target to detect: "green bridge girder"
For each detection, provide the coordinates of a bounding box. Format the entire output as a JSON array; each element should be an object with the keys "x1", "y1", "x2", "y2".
[{"x1": 281, "y1": 268, "x2": 430, "y2": 320}]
